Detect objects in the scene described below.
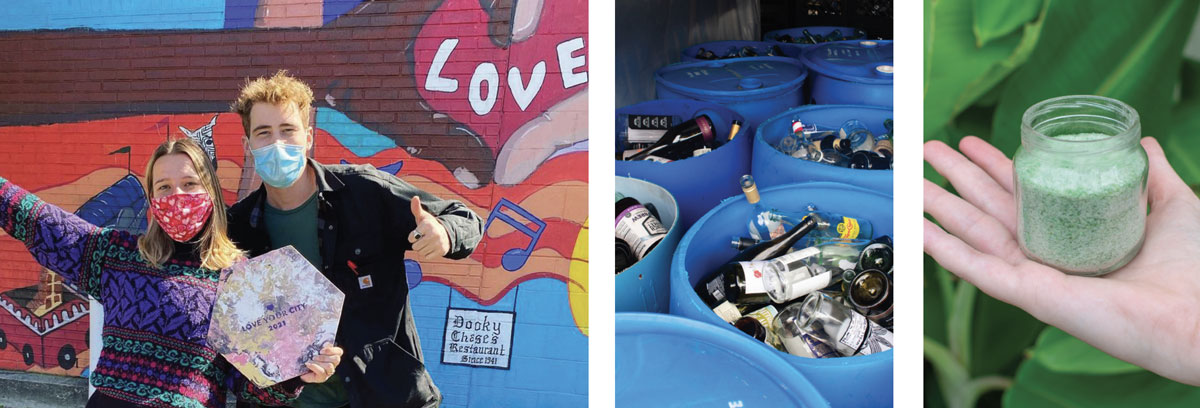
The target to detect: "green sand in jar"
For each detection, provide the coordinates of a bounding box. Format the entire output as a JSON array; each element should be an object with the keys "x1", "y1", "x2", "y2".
[{"x1": 1015, "y1": 133, "x2": 1148, "y2": 275}]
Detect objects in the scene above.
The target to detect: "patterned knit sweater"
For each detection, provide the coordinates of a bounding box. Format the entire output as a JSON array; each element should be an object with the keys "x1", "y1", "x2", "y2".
[{"x1": 0, "y1": 177, "x2": 303, "y2": 407}]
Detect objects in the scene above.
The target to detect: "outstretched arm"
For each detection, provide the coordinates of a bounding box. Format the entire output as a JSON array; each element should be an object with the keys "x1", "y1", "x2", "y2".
[{"x1": 0, "y1": 176, "x2": 126, "y2": 299}]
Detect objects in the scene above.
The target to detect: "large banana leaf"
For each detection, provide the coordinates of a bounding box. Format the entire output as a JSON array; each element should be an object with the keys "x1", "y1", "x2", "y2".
[{"x1": 988, "y1": 0, "x2": 1198, "y2": 156}]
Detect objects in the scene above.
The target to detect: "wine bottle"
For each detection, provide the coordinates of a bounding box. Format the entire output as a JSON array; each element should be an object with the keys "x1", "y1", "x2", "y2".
[
  {"x1": 848, "y1": 150, "x2": 891, "y2": 170},
  {"x1": 712, "y1": 301, "x2": 742, "y2": 324},
  {"x1": 625, "y1": 115, "x2": 715, "y2": 161},
  {"x1": 743, "y1": 305, "x2": 785, "y2": 350},
  {"x1": 774, "y1": 292, "x2": 893, "y2": 357},
  {"x1": 615, "y1": 238, "x2": 634, "y2": 273},
  {"x1": 729, "y1": 236, "x2": 759, "y2": 251},
  {"x1": 615, "y1": 193, "x2": 667, "y2": 261},
  {"x1": 761, "y1": 247, "x2": 835, "y2": 304},
  {"x1": 740, "y1": 174, "x2": 800, "y2": 241},
  {"x1": 801, "y1": 29, "x2": 819, "y2": 44},
  {"x1": 733, "y1": 316, "x2": 768, "y2": 342},
  {"x1": 718, "y1": 217, "x2": 818, "y2": 306},
  {"x1": 857, "y1": 235, "x2": 893, "y2": 275},
  {"x1": 848, "y1": 269, "x2": 893, "y2": 328}
]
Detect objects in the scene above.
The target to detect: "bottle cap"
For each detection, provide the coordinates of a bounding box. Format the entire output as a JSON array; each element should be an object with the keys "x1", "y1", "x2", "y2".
[{"x1": 740, "y1": 174, "x2": 761, "y2": 204}]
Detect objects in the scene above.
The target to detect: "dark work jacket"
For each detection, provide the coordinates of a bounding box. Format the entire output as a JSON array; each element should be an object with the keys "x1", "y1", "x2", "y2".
[{"x1": 227, "y1": 160, "x2": 484, "y2": 408}]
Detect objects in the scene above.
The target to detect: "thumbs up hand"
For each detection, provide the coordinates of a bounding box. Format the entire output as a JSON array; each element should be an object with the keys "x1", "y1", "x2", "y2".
[{"x1": 408, "y1": 196, "x2": 451, "y2": 259}]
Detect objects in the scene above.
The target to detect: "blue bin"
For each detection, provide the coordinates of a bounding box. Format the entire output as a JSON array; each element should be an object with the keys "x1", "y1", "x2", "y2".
[
  {"x1": 669, "y1": 182, "x2": 894, "y2": 407},
  {"x1": 680, "y1": 40, "x2": 801, "y2": 63},
  {"x1": 616, "y1": 100, "x2": 752, "y2": 230},
  {"x1": 800, "y1": 40, "x2": 893, "y2": 106},
  {"x1": 616, "y1": 177, "x2": 683, "y2": 313},
  {"x1": 616, "y1": 313, "x2": 830, "y2": 407},
  {"x1": 753, "y1": 104, "x2": 893, "y2": 193},
  {"x1": 655, "y1": 57, "x2": 807, "y2": 129}
]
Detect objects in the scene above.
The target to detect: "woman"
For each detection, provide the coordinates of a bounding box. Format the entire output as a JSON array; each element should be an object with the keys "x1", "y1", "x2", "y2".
[{"x1": 0, "y1": 138, "x2": 342, "y2": 407}]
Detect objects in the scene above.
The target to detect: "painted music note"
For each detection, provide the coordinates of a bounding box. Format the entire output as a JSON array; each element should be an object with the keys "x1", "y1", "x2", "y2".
[{"x1": 484, "y1": 198, "x2": 546, "y2": 271}]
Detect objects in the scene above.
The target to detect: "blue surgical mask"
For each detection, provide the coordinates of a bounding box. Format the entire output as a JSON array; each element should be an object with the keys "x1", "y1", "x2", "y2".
[{"x1": 251, "y1": 141, "x2": 307, "y2": 188}]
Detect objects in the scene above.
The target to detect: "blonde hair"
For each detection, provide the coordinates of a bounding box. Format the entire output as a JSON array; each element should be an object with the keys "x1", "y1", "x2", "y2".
[
  {"x1": 138, "y1": 138, "x2": 244, "y2": 270},
  {"x1": 230, "y1": 69, "x2": 315, "y2": 137}
]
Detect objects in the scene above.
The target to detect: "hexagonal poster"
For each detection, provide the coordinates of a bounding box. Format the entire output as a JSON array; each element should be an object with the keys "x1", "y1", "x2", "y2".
[{"x1": 206, "y1": 245, "x2": 345, "y2": 387}]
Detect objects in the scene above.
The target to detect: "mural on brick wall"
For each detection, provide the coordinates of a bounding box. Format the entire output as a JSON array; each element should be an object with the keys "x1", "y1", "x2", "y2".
[{"x1": 0, "y1": 0, "x2": 587, "y2": 405}]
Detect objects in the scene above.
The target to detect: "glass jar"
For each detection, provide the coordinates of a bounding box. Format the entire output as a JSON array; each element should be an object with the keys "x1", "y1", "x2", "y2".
[{"x1": 1014, "y1": 95, "x2": 1148, "y2": 276}]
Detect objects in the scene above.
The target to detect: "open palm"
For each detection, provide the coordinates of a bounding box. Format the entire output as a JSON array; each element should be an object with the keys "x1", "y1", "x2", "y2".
[{"x1": 924, "y1": 135, "x2": 1200, "y2": 386}]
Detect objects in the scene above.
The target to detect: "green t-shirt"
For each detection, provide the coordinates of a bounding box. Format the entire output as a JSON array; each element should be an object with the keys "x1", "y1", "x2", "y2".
[
  {"x1": 264, "y1": 192, "x2": 323, "y2": 269},
  {"x1": 264, "y1": 193, "x2": 348, "y2": 407}
]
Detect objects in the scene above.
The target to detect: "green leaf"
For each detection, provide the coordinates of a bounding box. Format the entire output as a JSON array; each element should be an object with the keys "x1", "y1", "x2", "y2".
[
  {"x1": 1030, "y1": 327, "x2": 1141, "y2": 375},
  {"x1": 1005, "y1": 354, "x2": 1200, "y2": 407},
  {"x1": 1161, "y1": 59, "x2": 1200, "y2": 188},
  {"x1": 925, "y1": 254, "x2": 950, "y2": 345},
  {"x1": 925, "y1": 0, "x2": 1043, "y2": 140},
  {"x1": 969, "y1": 293, "x2": 1045, "y2": 377},
  {"x1": 973, "y1": 0, "x2": 1044, "y2": 47},
  {"x1": 989, "y1": 0, "x2": 1200, "y2": 157}
]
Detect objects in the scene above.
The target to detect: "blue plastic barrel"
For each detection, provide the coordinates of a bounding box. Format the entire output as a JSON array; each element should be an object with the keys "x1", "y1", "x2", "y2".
[
  {"x1": 616, "y1": 177, "x2": 683, "y2": 313},
  {"x1": 800, "y1": 40, "x2": 893, "y2": 106},
  {"x1": 669, "y1": 182, "x2": 893, "y2": 407},
  {"x1": 655, "y1": 57, "x2": 807, "y2": 129},
  {"x1": 616, "y1": 313, "x2": 830, "y2": 407},
  {"x1": 616, "y1": 100, "x2": 752, "y2": 230},
  {"x1": 680, "y1": 40, "x2": 801, "y2": 63},
  {"x1": 753, "y1": 105, "x2": 892, "y2": 193}
]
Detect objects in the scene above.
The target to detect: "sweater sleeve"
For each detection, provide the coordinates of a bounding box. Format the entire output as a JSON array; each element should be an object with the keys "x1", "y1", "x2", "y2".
[{"x1": 0, "y1": 176, "x2": 123, "y2": 300}]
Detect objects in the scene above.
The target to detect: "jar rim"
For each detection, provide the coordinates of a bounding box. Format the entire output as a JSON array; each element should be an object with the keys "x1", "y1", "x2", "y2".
[{"x1": 1020, "y1": 95, "x2": 1141, "y2": 154}]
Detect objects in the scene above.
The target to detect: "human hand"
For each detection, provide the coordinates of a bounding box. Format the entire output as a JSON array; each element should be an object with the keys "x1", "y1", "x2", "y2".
[
  {"x1": 924, "y1": 135, "x2": 1200, "y2": 386},
  {"x1": 408, "y1": 196, "x2": 451, "y2": 259},
  {"x1": 300, "y1": 343, "x2": 343, "y2": 383}
]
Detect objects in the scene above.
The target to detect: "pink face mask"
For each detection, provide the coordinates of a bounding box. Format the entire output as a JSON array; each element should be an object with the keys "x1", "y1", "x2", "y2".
[{"x1": 149, "y1": 192, "x2": 214, "y2": 242}]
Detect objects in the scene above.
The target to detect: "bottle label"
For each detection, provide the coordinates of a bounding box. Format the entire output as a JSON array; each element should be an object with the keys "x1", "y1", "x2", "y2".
[
  {"x1": 781, "y1": 332, "x2": 838, "y2": 358},
  {"x1": 836, "y1": 216, "x2": 861, "y2": 239},
  {"x1": 735, "y1": 261, "x2": 770, "y2": 296},
  {"x1": 626, "y1": 115, "x2": 672, "y2": 144},
  {"x1": 838, "y1": 312, "x2": 893, "y2": 355},
  {"x1": 616, "y1": 204, "x2": 667, "y2": 259}
]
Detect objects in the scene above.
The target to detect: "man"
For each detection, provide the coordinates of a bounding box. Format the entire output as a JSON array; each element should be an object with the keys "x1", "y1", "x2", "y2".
[{"x1": 227, "y1": 70, "x2": 483, "y2": 408}]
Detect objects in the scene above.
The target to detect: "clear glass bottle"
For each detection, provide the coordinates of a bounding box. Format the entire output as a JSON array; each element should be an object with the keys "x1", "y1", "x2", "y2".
[
  {"x1": 799, "y1": 205, "x2": 873, "y2": 247},
  {"x1": 1014, "y1": 95, "x2": 1148, "y2": 276},
  {"x1": 773, "y1": 292, "x2": 893, "y2": 357},
  {"x1": 740, "y1": 175, "x2": 800, "y2": 241}
]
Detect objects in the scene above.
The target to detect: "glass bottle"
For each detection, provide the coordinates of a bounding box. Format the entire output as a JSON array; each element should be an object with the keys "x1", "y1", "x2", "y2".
[
  {"x1": 1014, "y1": 95, "x2": 1148, "y2": 276},
  {"x1": 733, "y1": 316, "x2": 768, "y2": 342},
  {"x1": 857, "y1": 236, "x2": 893, "y2": 276},
  {"x1": 848, "y1": 269, "x2": 893, "y2": 328},
  {"x1": 719, "y1": 218, "x2": 818, "y2": 307},
  {"x1": 615, "y1": 238, "x2": 634, "y2": 273},
  {"x1": 774, "y1": 292, "x2": 893, "y2": 357},
  {"x1": 760, "y1": 246, "x2": 834, "y2": 304},
  {"x1": 741, "y1": 305, "x2": 785, "y2": 350},
  {"x1": 696, "y1": 47, "x2": 718, "y2": 60},
  {"x1": 838, "y1": 119, "x2": 875, "y2": 152},
  {"x1": 799, "y1": 205, "x2": 873, "y2": 247},
  {"x1": 740, "y1": 175, "x2": 800, "y2": 241},
  {"x1": 625, "y1": 115, "x2": 714, "y2": 162},
  {"x1": 615, "y1": 193, "x2": 667, "y2": 261}
]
